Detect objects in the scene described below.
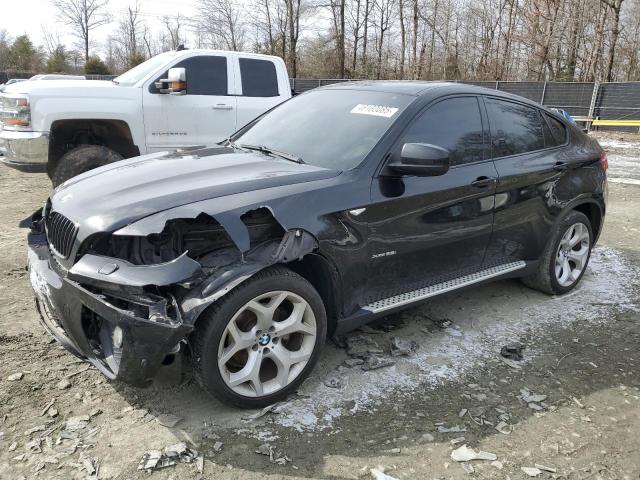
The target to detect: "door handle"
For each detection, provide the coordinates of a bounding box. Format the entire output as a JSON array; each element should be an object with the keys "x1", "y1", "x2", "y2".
[
  {"x1": 213, "y1": 104, "x2": 233, "y2": 110},
  {"x1": 553, "y1": 161, "x2": 569, "y2": 172},
  {"x1": 471, "y1": 176, "x2": 497, "y2": 188}
]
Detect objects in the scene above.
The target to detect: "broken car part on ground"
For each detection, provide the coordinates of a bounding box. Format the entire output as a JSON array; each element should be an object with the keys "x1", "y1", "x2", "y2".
[{"x1": 26, "y1": 81, "x2": 607, "y2": 408}]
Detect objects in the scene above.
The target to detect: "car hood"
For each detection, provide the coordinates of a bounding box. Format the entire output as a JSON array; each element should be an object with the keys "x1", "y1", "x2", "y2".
[
  {"x1": 3, "y1": 79, "x2": 110, "y2": 95},
  {"x1": 50, "y1": 147, "x2": 340, "y2": 235}
]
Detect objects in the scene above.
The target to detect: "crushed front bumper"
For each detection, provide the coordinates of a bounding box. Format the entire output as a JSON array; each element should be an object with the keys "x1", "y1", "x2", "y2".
[
  {"x1": 0, "y1": 130, "x2": 48, "y2": 173},
  {"x1": 27, "y1": 230, "x2": 194, "y2": 386}
]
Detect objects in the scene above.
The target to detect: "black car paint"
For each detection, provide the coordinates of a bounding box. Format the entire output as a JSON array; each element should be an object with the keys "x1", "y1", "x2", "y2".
[{"x1": 27, "y1": 82, "x2": 606, "y2": 386}]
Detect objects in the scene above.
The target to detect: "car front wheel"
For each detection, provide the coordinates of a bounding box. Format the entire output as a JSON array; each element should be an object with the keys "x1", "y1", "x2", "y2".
[
  {"x1": 191, "y1": 266, "x2": 327, "y2": 408},
  {"x1": 522, "y1": 210, "x2": 593, "y2": 295}
]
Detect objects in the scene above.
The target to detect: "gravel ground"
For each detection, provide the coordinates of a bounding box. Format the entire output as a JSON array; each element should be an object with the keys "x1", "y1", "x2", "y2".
[{"x1": 0, "y1": 133, "x2": 639, "y2": 479}]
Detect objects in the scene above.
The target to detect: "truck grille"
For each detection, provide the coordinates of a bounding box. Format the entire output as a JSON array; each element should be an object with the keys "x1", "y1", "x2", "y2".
[{"x1": 45, "y1": 211, "x2": 78, "y2": 258}]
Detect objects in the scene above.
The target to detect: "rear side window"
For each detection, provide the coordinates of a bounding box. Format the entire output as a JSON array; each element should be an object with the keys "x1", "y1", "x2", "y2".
[
  {"x1": 487, "y1": 98, "x2": 544, "y2": 157},
  {"x1": 151, "y1": 55, "x2": 227, "y2": 95},
  {"x1": 400, "y1": 96, "x2": 485, "y2": 165},
  {"x1": 239, "y1": 58, "x2": 279, "y2": 97},
  {"x1": 543, "y1": 113, "x2": 567, "y2": 146}
]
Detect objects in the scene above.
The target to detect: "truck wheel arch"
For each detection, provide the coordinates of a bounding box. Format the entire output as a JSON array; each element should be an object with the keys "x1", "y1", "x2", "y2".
[{"x1": 48, "y1": 119, "x2": 139, "y2": 178}]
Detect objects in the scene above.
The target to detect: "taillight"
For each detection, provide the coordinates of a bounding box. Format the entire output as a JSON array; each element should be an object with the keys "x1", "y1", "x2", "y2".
[{"x1": 600, "y1": 150, "x2": 608, "y2": 171}]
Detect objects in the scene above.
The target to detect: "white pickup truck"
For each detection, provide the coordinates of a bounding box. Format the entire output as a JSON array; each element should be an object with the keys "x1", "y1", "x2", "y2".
[{"x1": 0, "y1": 49, "x2": 291, "y2": 186}]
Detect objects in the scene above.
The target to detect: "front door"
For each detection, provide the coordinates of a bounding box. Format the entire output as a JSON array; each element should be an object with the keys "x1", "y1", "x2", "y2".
[
  {"x1": 364, "y1": 96, "x2": 497, "y2": 304},
  {"x1": 143, "y1": 55, "x2": 236, "y2": 152}
]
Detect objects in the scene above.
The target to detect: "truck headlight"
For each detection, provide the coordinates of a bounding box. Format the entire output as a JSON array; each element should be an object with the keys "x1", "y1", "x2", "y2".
[{"x1": 0, "y1": 94, "x2": 31, "y2": 129}]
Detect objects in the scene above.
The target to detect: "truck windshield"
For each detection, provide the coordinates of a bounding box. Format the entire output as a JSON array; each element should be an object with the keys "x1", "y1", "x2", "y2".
[
  {"x1": 113, "y1": 52, "x2": 180, "y2": 86},
  {"x1": 233, "y1": 89, "x2": 413, "y2": 170}
]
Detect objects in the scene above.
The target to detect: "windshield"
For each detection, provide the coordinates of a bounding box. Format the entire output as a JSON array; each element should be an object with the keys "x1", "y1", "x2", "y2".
[
  {"x1": 113, "y1": 52, "x2": 180, "y2": 86},
  {"x1": 234, "y1": 89, "x2": 414, "y2": 170}
]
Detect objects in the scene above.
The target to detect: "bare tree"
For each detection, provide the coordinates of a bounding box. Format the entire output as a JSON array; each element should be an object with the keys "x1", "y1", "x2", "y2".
[
  {"x1": 53, "y1": 0, "x2": 111, "y2": 61},
  {"x1": 198, "y1": 0, "x2": 246, "y2": 50},
  {"x1": 600, "y1": 0, "x2": 625, "y2": 81}
]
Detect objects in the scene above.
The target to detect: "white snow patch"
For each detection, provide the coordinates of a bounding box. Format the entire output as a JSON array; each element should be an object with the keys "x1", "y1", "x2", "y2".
[{"x1": 270, "y1": 246, "x2": 639, "y2": 432}]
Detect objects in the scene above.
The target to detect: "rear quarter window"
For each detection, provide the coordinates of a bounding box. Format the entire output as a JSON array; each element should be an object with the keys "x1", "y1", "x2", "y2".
[
  {"x1": 543, "y1": 113, "x2": 568, "y2": 146},
  {"x1": 487, "y1": 98, "x2": 545, "y2": 157},
  {"x1": 239, "y1": 58, "x2": 279, "y2": 97}
]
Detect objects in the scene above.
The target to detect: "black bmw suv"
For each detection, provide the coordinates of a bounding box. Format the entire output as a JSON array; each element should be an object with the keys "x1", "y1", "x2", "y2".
[{"x1": 27, "y1": 82, "x2": 607, "y2": 408}]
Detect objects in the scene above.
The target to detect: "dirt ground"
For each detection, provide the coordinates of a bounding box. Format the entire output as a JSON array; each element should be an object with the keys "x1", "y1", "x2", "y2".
[{"x1": 1, "y1": 133, "x2": 639, "y2": 480}]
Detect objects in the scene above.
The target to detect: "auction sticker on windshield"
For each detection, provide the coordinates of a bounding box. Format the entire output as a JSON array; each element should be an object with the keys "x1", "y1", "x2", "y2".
[{"x1": 350, "y1": 104, "x2": 399, "y2": 118}]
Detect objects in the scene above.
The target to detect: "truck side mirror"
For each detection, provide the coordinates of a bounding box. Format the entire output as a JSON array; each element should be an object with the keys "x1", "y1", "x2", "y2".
[{"x1": 155, "y1": 67, "x2": 187, "y2": 95}]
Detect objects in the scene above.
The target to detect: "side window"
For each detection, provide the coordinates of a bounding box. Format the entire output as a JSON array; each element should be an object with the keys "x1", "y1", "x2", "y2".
[
  {"x1": 543, "y1": 113, "x2": 567, "y2": 147},
  {"x1": 239, "y1": 58, "x2": 279, "y2": 97},
  {"x1": 400, "y1": 97, "x2": 485, "y2": 166},
  {"x1": 151, "y1": 55, "x2": 227, "y2": 95},
  {"x1": 487, "y1": 98, "x2": 544, "y2": 157}
]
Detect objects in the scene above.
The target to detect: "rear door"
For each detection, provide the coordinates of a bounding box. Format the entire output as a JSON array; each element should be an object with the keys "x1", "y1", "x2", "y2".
[
  {"x1": 483, "y1": 97, "x2": 569, "y2": 263},
  {"x1": 365, "y1": 95, "x2": 497, "y2": 303},
  {"x1": 234, "y1": 56, "x2": 287, "y2": 130},
  {"x1": 143, "y1": 54, "x2": 236, "y2": 152}
]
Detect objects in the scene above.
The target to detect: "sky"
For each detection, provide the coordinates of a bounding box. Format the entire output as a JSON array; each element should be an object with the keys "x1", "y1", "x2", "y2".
[{"x1": 0, "y1": 0, "x2": 201, "y2": 52}]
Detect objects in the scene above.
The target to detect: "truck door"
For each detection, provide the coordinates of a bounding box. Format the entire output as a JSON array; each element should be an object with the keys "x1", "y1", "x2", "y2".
[{"x1": 143, "y1": 55, "x2": 236, "y2": 152}]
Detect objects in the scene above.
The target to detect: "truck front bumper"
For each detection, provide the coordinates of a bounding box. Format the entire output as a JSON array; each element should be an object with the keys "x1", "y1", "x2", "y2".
[
  {"x1": 28, "y1": 230, "x2": 194, "y2": 386},
  {"x1": 0, "y1": 130, "x2": 48, "y2": 173}
]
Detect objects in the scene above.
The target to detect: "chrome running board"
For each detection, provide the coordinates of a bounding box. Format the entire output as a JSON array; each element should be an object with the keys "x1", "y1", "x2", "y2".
[{"x1": 363, "y1": 261, "x2": 527, "y2": 314}]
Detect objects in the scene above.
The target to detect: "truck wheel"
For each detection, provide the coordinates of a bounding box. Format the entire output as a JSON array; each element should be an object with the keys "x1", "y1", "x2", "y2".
[
  {"x1": 522, "y1": 210, "x2": 593, "y2": 295},
  {"x1": 191, "y1": 266, "x2": 327, "y2": 408},
  {"x1": 51, "y1": 145, "x2": 123, "y2": 187}
]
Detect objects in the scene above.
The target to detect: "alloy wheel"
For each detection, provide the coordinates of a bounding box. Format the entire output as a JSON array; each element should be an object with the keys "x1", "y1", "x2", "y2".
[
  {"x1": 554, "y1": 222, "x2": 590, "y2": 287},
  {"x1": 217, "y1": 290, "x2": 317, "y2": 397}
]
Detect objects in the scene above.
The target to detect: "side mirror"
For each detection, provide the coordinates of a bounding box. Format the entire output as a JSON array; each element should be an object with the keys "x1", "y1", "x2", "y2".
[
  {"x1": 154, "y1": 67, "x2": 187, "y2": 95},
  {"x1": 386, "y1": 143, "x2": 451, "y2": 176}
]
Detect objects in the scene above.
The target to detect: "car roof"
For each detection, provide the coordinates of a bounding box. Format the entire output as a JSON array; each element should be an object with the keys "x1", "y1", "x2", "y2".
[{"x1": 317, "y1": 80, "x2": 545, "y2": 108}]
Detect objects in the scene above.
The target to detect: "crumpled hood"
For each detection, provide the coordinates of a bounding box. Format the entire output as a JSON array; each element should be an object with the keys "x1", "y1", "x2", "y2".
[{"x1": 50, "y1": 147, "x2": 339, "y2": 235}]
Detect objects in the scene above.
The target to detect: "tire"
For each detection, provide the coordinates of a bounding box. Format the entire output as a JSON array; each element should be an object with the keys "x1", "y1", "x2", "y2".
[
  {"x1": 191, "y1": 266, "x2": 327, "y2": 408},
  {"x1": 51, "y1": 145, "x2": 123, "y2": 187},
  {"x1": 522, "y1": 210, "x2": 593, "y2": 295}
]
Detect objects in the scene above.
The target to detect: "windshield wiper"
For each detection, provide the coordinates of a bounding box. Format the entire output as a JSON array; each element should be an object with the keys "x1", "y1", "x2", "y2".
[{"x1": 236, "y1": 143, "x2": 304, "y2": 164}]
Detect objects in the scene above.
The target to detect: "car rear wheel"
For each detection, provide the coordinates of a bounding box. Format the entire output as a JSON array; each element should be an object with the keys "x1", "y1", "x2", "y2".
[
  {"x1": 522, "y1": 210, "x2": 593, "y2": 295},
  {"x1": 191, "y1": 266, "x2": 327, "y2": 408},
  {"x1": 51, "y1": 145, "x2": 123, "y2": 187}
]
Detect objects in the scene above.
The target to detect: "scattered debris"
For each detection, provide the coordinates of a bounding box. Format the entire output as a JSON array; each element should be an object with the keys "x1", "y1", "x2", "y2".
[
  {"x1": 450, "y1": 436, "x2": 466, "y2": 445},
  {"x1": 24, "y1": 425, "x2": 46, "y2": 435},
  {"x1": 138, "y1": 443, "x2": 198, "y2": 471},
  {"x1": 196, "y1": 454, "x2": 204, "y2": 473},
  {"x1": 66, "y1": 366, "x2": 91, "y2": 378},
  {"x1": 346, "y1": 334, "x2": 384, "y2": 358},
  {"x1": 499, "y1": 356, "x2": 523, "y2": 369},
  {"x1": 324, "y1": 373, "x2": 342, "y2": 389},
  {"x1": 520, "y1": 389, "x2": 547, "y2": 403},
  {"x1": 491, "y1": 460, "x2": 504, "y2": 469},
  {"x1": 495, "y1": 421, "x2": 512, "y2": 434},
  {"x1": 56, "y1": 378, "x2": 72, "y2": 390},
  {"x1": 535, "y1": 463, "x2": 557, "y2": 473},
  {"x1": 8, "y1": 442, "x2": 17, "y2": 452},
  {"x1": 362, "y1": 356, "x2": 395, "y2": 371},
  {"x1": 390, "y1": 337, "x2": 417, "y2": 356},
  {"x1": 521, "y1": 466, "x2": 543, "y2": 477},
  {"x1": 370, "y1": 466, "x2": 399, "y2": 480},
  {"x1": 528, "y1": 402, "x2": 544, "y2": 411},
  {"x1": 500, "y1": 343, "x2": 524, "y2": 361},
  {"x1": 242, "y1": 402, "x2": 286, "y2": 421},
  {"x1": 344, "y1": 358, "x2": 364, "y2": 368},
  {"x1": 156, "y1": 413, "x2": 183, "y2": 428},
  {"x1": 26, "y1": 439, "x2": 42, "y2": 453},
  {"x1": 451, "y1": 445, "x2": 497, "y2": 462},
  {"x1": 82, "y1": 456, "x2": 99, "y2": 477},
  {"x1": 572, "y1": 396, "x2": 585, "y2": 409},
  {"x1": 65, "y1": 415, "x2": 90, "y2": 432},
  {"x1": 458, "y1": 408, "x2": 468, "y2": 418},
  {"x1": 434, "y1": 318, "x2": 452, "y2": 329},
  {"x1": 255, "y1": 443, "x2": 291, "y2": 465},
  {"x1": 7, "y1": 372, "x2": 24, "y2": 381},
  {"x1": 40, "y1": 399, "x2": 55, "y2": 416},
  {"x1": 437, "y1": 425, "x2": 467, "y2": 433},
  {"x1": 213, "y1": 441, "x2": 223, "y2": 452}
]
